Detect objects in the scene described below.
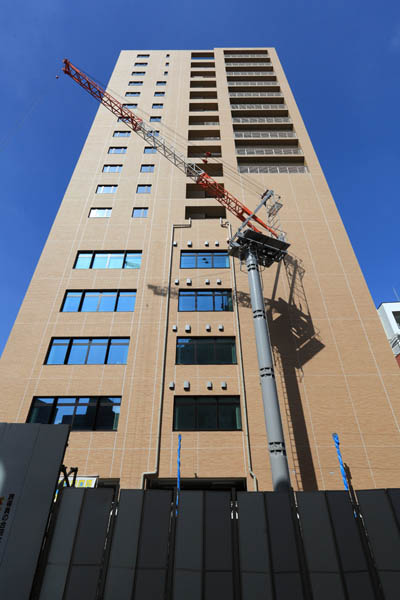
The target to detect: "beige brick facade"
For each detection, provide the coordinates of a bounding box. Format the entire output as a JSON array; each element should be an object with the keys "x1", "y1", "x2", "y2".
[{"x1": 1, "y1": 48, "x2": 399, "y2": 491}]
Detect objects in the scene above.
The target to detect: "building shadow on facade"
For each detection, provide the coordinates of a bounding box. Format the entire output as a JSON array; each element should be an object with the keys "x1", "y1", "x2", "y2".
[{"x1": 147, "y1": 254, "x2": 324, "y2": 491}]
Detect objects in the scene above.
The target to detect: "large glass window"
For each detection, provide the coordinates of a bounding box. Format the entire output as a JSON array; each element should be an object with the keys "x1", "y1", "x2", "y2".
[
  {"x1": 176, "y1": 337, "x2": 237, "y2": 365},
  {"x1": 89, "y1": 208, "x2": 112, "y2": 218},
  {"x1": 136, "y1": 184, "x2": 152, "y2": 194},
  {"x1": 180, "y1": 251, "x2": 229, "y2": 269},
  {"x1": 74, "y1": 251, "x2": 142, "y2": 269},
  {"x1": 132, "y1": 207, "x2": 148, "y2": 218},
  {"x1": 178, "y1": 290, "x2": 232, "y2": 312},
  {"x1": 61, "y1": 290, "x2": 136, "y2": 312},
  {"x1": 113, "y1": 131, "x2": 131, "y2": 137},
  {"x1": 28, "y1": 396, "x2": 121, "y2": 431},
  {"x1": 45, "y1": 338, "x2": 129, "y2": 365},
  {"x1": 173, "y1": 396, "x2": 241, "y2": 431},
  {"x1": 140, "y1": 164, "x2": 155, "y2": 172}
]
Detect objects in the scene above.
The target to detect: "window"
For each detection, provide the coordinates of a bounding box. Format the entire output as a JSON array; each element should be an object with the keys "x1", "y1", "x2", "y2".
[
  {"x1": 173, "y1": 396, "x2": 241, "y2": 431},
  {"x1": 393, "y1": 311, "x2": 400, "y2": 328},
  {"x1": 152, "y1": 103, "x2": 163, "y2": 109},
  {"x1": 103, "y1": 164, "x2": 122, "y2": 173},
  {"x1": 136, "y1": 184, "x2": 152, "y2": 194},
  {"x1": 150, "y1": 116, "x2": 161, "y2": 122},
  {"x1": 144, "y1": 147, "x2": 157, "y2": 154},
  {"x1": 178, "y1": 290, "x2": 233, "y2": 312},
  {"x1": 45, "y1": 338, "x2": 129, "y2": 365},
  {"x1": 180, "y1": 251, "x2": 229, "y2": 269},
  {"x1": 113, "y1": 131, "x2": 131, "y2": 137},
  {"x1": 117, "y1": 117, "x2": 130, "y2": 123},
  {"x1": 122, "y1": 103, "x2": 137, "y2": 109},
  {"x1": 89, "y1": 208, "x2": 112, "y2": 218},
  {"x1": 131, "y1": 71, "x2": 145, "y2": 75},
  {"x1": 96, "y1": 185, "x2": 118, "y2": 194},
  {"x1": 156, "y1": 81, "x2": 167, "y2": 86},
  {"x1": 164, "y1": 71, "x2": 168, "y2": 75},
  {"x1": 149, "y1": 130, "x2": 159, "y2": 137},
  {"x1": 28, "y1": 396, "x2": 121, "y2": 431},
  {"x1": 154, "y1": 92, "x2": 165, "y2": 97},
  {"x1": 108, "y1": 147, "x2": 127, "y2": 154},
  {"x1": 166, "y1": 54, "x2": 170, "y2": 57},
  {"x1": 176, "y1": 337, "x2": 237, "y2": 365},
  {"x1": 74, "y1": 251, "x2": 142, "y2": 270},
  {"x1": 137, "y1": 53, "x2": 150, "y2": 57},
  {"x1": 125, "y1": 91, "x2": 140, "y2": 97},
  {"x1": 134, "y1": 62, "x2": 148, "y2": 66},
  {"x1": 165, "y1": 62, "x2": 169, "y2": 66},
  {"x1": 62, "y1": 290, "x2": 136, "y2": 312},
  {"x1": 140, "y1": 164, "x2": 155, "y2": 172},
  {"x1": 132, "y1": 207, "x2": 148, "y2": 218},
  {"x1": 128, "y1": 81, "x2": 143, "y2": 86}
]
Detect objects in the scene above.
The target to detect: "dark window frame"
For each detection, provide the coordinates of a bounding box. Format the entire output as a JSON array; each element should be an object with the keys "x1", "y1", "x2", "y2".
[
  {"x1": 173, "y1": 395, "x2": 242, "y2": 431},
  {"x1": 27, "y1": 396, "x2": 121, "y2": 431},
  {"x1": 61, "y1": 290, "x2": 136, "y2": 313},
  {"x1": 176, "y1": 337, "x2": 237, "y2": 365},
  {"x1": 45, "y1": 337, "x2": 130, "y2": 365},
  {"x1": 178, "y1": 289, "x2": 233, "y2": 312}
]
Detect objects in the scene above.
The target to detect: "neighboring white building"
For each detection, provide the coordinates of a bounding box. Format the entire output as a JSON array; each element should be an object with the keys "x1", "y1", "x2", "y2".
[{"x1": 377, "y1": 302, "x2": 400, "y2": 364}]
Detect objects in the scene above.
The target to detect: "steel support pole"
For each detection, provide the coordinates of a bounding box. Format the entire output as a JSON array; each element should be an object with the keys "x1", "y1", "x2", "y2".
[{"x1": 246, "y1": 249, "x2": 291, "y2": 492}]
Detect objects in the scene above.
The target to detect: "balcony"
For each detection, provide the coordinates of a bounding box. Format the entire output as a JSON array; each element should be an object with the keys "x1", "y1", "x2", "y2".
[
  {"x1": 188, "y1": 116, "x2": 219, "y2": 126},
  {"x1": 231, "y1": 104, "x2": 288, "y2": 117},
  {"x1": 190, "y1": 80, "x2": 217, "y2": 88},
  {"x1": 191, "y1": 71, "x2": 216, "y2": 78},
  {"x1": 238, "y1": 164, "x2": 308, "y2": 174},
  {"x1": 192, "y1": 52, "x2": 215, "y2": 60},
  {"x1": 227, "y1": 71, "x2": 276, "y2": 77},
  {"x1": 190, "y1": 62, "x2": 215, "y2": 69},
  {"x1": 236, "y1": 147, "x2": 302, "y2": 156},
  {"x1": 228, "y1": 81, "x2": 278, "y2": 87},
  {"x1": 188, "y1": 130, "x2": 221, "y2": 141},
  {"x1": 186, "y1": 183, "x2": 224, "y2": 198},
  {"x1": 234, "y1": 131, "x2": 297, "y2": 139},
  {"x1": 229, "y1": 92, "x2": 283, "y2": 98},
  {"x1": 232, "y1": 116, "x2": 292, "y2": 124},
  {"x1": 187, "y1": 162, "x2": 223, "y2": 177},
  {"x1": 187, "y1": 145, "x2": 221, "y2": 158},
  {"x1": 189, "y1": 103, "x2": 218, "y2": 112},
  {"x1": 224, "y1": 53, "x2": 269, "y2": 58},
  {"x1": 225, "y1": 62, "x2": 272, "y2": 68},
  {"x1": 190, "y1": 91, "x2": 218, "y2": 99}
]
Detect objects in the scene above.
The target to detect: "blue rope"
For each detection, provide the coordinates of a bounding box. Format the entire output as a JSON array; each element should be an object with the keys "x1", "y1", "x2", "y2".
[
  {"x1": 332, "y1": 433, "x2": 349, "y2": 491},
  {"x1": 176, "y1": 434, "x2": 182, "y2": 516}
]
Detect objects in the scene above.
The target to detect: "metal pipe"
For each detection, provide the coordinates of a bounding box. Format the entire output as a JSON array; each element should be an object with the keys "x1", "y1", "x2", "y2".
[{"x1": 245, "y1": 248, "x2": 291, "y2": 492}]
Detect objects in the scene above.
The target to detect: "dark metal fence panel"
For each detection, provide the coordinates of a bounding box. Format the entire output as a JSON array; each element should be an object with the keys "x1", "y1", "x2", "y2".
[
  {"x1": 173, "y1": 491, "x2": 203, "y2": 600},
  {"x1": 357, "y1": 490, "x2": 400, "y2": 600},
  {"x1": 296, "y1": 492, "x2": 346, "y2": 600},
  {"x1": 38, "y1": 488, "x2": 85, "y2": 600},
  {"x1": 265, "y1": 492, "x2": 305, "y2": 599},
  {"x1": 237, "y1": 492, "x2": 273, "y2": 599},
  {"x1": 103, "y1": 490, "x2": 144, "y2": 600},
  {"x1": 204, "y1": 492, "x2": 234, "y2": 600},
  {"x1": 326, "y1": 491, "x2": 376, "y2": 600},
  {"x1": 63, "y1": 488, "x2": 114, "y2": 600},
  {"x1": 132, "y1": 490, "x2": 172, "y2": 600},
  {"x1": 0, "y1": 423, "x2": 69, "y2": 600}
]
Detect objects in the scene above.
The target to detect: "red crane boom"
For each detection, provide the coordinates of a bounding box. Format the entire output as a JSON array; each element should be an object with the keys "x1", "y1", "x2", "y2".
[{"x1": 62, "y1": 59, "x2": 278, "y2": 238}]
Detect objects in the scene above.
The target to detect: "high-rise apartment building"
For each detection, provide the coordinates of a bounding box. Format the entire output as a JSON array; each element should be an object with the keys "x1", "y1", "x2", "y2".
[{"x1": 1, "y1": 48, "x2": 399, "y2": 492}]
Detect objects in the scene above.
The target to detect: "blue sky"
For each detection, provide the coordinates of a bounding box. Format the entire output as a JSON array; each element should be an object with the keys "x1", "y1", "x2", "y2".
[{"x1": 1, "y1": 0, "x2": 399, "y2": 355}]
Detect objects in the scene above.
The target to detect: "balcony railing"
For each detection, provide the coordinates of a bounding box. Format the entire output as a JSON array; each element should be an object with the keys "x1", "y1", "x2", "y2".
[
  {"x1": 227, "y1": 71, "x2": 275, "y2": 77},
  {"x1": 235, "y1": 131, "x2": 296, "y2": 139},
  {"x1": 229, "y1": 81, "x2": 278, "y2": 87},
  {"x1": 239, "y1": 165, "x2": 308, "y2": 174},
  {"x1": 231, "y1": 103, "x2": 287, "y2": 110},
  {"x1": 224, "y1": 53, "x2": 269, "y2": 58},
  {"x1": 226, "y1": 62, "x2": 272, "y2": 67},
  {"x1": 236, "y1": 147, "x2": 302, "y2": 156},
  {"x1": 232, "y1": 117, "x2": 292, "y2": 123},
  {"x1": 229, "y1": 92, "x2": 282, "y2": 98}
]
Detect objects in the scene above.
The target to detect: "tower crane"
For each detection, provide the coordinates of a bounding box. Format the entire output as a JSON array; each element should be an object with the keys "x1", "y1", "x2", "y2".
[{"x1": 63, "y1": 59, "x2": 291, "y2": 492}]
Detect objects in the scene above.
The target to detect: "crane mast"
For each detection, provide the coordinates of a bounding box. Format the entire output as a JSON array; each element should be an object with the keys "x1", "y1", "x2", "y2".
[{"x1": 63, "y1": 58, "x2": 291, "y2": 492}]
